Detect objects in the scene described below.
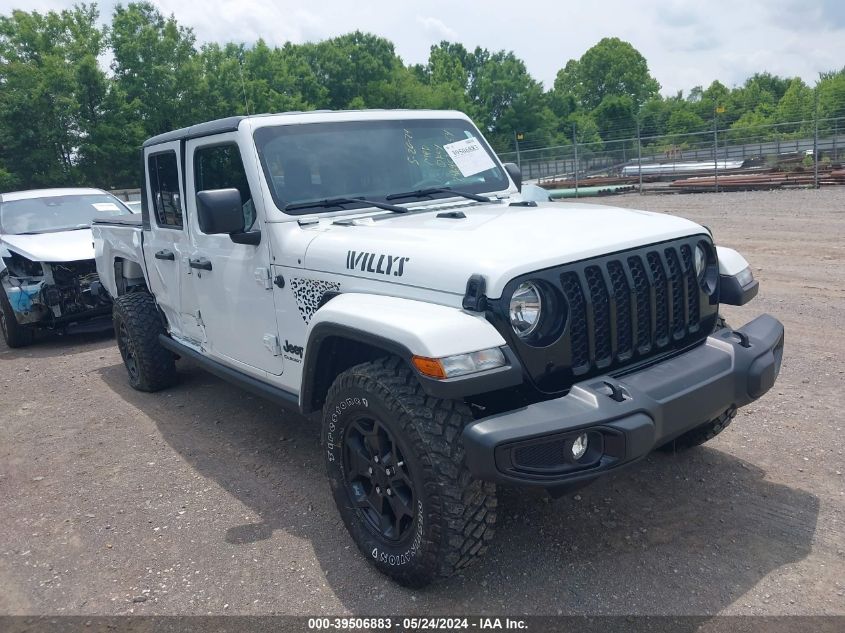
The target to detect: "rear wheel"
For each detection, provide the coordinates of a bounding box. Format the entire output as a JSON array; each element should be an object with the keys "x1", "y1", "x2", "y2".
[
  {"x1": 0, "y1": 284, "x2": 34, "y2": 348},
  {"x1": 322, "y1": 356, "x2": 497, "y2": 587},
  {"x1": 113, "y1": 292, "x2": 176, "y2": 391}
]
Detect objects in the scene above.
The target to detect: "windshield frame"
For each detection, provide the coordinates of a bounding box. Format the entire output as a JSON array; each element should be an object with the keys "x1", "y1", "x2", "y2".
[
  {"x1": 0, "y1": 193, "x2": 132, "y2": 235},
  {"x1": 252, "y1": 117, "x2": 510, "y2": 217}
]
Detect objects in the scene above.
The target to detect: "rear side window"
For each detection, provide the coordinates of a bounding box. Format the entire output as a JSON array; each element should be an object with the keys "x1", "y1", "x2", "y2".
[
  {"x1": 194, "y1": 143, "x2": 256, "y2": 231},
  {"x1": 148, "y1": 151, "x2": 183, "y2": 228}
]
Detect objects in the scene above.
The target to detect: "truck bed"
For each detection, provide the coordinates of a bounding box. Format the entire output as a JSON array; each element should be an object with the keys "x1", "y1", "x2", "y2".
[{"x1": 92, "y1": 220, "x2": 146, "y2": 298}]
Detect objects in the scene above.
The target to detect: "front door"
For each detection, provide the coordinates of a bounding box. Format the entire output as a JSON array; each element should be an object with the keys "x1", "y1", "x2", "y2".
[{"x1": 183, "y1": 134, "x2": 283, "y2": 375}]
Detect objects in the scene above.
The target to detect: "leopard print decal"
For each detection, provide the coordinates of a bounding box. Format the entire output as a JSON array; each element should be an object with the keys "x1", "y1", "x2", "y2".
[{"x1": 290, "y1": 278, "x2": 341, "y2": 324}]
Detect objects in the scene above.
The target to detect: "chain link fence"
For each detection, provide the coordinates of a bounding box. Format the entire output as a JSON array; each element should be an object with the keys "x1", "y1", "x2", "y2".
[{"x1": 497, "y1": 116, "x2": 845, "y2": 193}]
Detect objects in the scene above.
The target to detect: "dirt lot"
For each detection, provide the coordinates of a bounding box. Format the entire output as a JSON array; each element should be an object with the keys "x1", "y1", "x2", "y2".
[{"x1": 1, "y1": 188, "x2": 843, "y2": 616}]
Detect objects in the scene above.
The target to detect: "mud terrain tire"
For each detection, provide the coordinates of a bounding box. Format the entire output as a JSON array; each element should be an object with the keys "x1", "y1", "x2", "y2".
[
  {"x1": 322, "y1": 356, "x2": 497, "y2": 587},
  {"x1": 662, "y1": 406, "x2": 738, "y2": 451},
  {"x1": 113, "y1": 292, "x2": 176, "y2": 392}
]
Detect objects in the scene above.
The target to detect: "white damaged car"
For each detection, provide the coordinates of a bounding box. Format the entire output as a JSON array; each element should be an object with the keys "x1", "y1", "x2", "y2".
[{"x1": 0, "y1": 188, "x2": 133, "y2": 347}]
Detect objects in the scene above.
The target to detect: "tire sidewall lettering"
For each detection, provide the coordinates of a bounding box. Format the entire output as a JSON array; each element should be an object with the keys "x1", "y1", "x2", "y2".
[
  {"x1": 325, "y1": 388, "x2": 424, "y2": 568},
  {"x1": 369, "y1": 499, "x2": 425, "y2": 567}
]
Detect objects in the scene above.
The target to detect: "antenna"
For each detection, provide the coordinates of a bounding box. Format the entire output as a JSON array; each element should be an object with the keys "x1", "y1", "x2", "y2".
[{"x1": 238, "y1": 59, "x2": 251, "y2": 115}]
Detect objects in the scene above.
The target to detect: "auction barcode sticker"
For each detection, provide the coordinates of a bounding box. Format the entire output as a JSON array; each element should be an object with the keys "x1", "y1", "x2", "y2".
[
  {"x1": 92, "y1": 202, "x2": 120, "y2": 212},
  {"x1": 443, "y1": 137, "x2": 496, "y2": 177}
]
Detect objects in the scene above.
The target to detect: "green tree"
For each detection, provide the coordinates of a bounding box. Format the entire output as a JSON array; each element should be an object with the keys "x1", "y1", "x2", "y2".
[
  {"x1": 556, "y1": 37, "x2": 660, "y2": 110},
  {"x1": 303, "y1": 32, "x2": 400, "y2": 109},
  {"x1": 665, "y1": 107, "x2": 707, "y2": 143},
  {"x1": 592, "y1": 94, "x2": 636, "y2": 141},
  {"x1": 731, "y1": 72, "x2": 790, "y2": 116},
  {"x1": 692, "y1": 80, "x2": 730, "y2": 121},
  {"x1": 817, "y1": 68, "x2": 845, "y2": 124},
  {"x1": 0, "y1": 4, "x2": 107, "y2": 188},
  {"x1": 775, "y1": 78, "x2": 813, "y2": 121},
  {"x1": 110, "y1": 2, "x2": 198, "y2": 136},
  {"x1": 471, "y1": 50, "x2": 551, "y2": 143}
]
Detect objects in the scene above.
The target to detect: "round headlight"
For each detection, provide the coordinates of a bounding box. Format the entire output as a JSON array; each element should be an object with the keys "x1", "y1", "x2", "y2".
[
  {"x1": 694, "y1": 244, "x2": 707, "y2": 279},
  {"x1": 510, "y1": 281, "x2": 542, "y2": 337}
]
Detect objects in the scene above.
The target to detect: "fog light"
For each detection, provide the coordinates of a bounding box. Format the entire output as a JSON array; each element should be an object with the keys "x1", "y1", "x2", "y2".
[{"x1": 571, "y1": 433, "x2": 589, "y2": 460}]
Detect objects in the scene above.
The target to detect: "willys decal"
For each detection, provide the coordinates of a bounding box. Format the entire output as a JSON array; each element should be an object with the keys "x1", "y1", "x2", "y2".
[{"x1": 346, "y1": 251, "x2": 410, "y2": 277}]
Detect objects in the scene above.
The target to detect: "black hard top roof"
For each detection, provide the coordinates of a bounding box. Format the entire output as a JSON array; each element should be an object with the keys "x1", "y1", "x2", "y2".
[
  {"x1": 142, "y1": 116, "x2": 248, "y2": 148},
  {"x1": 141, "y1": 109, "x2": 450, "y2": 148}
]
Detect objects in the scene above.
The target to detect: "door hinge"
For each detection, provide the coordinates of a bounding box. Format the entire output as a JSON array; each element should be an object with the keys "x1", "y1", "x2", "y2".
[
  {"x1": 263, "y1": 334, "x2": 282, "y2": 356},
  {"x1": 254, "y1": 267, "x2": 272, "y2": 290}
]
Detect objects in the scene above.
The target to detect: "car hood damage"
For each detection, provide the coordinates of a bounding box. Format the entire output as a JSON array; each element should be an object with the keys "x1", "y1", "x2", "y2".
[
  {"x1": 1, "y1": 228, "x2": 95, "y2": 263},
  {"x1": 301, "y1": 201, "x2": 708, "y2": 297},
  {"x1": 1, "y1": 227, "x2": 109, "y2": 328}
]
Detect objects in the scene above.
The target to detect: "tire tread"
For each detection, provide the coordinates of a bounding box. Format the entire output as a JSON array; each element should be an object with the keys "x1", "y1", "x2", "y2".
[
  {"x1": 324, "y1": 356, "x2": 496, "y2": 585},
  {"x1": 113, "y1": 292, "x2": 176, "y2": 392}
]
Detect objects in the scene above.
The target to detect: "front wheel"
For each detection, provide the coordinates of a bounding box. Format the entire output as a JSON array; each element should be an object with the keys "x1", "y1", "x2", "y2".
[
  {"x1": 0, "y1": 283, "x2": 34, "y2": 348},
  {"x1": 660, "y1": 406, "x2": 738, "y2": 452},
  {"x1": 322, "y1": 356, "x2": 497, "y2": 587}
]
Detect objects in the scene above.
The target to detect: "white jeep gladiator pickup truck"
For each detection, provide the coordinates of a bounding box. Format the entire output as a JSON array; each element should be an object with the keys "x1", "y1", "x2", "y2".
[{"x1": 93, "y1": 109, "x2": 784, "y2": 587}]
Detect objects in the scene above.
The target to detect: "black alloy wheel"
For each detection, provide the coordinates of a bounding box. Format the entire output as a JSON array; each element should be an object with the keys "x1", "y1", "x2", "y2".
[
  {"x1": 117, "y1": 320, "x2": 140, "y2": 383},
  {"x1": 343, "y1": 415, "x2": 416, "y2": 542}
]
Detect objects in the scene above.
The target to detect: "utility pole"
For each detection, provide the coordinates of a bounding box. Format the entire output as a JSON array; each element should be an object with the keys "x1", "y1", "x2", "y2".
[
  {"x1": 572, "y1": 123, "x2": 579, "y2": 199},
  {"x1": 636, "y1": 115, "x2": 643, "y2": 195},
  {"x1": 713, "y1": 106, "x2": 719, "y2": 193},
  {"x1": 513, "y1": 131, "x2": 522, "y2": 170},
  {"x1": 813, "y1": 87, "x2": 819, "y2": 189}
]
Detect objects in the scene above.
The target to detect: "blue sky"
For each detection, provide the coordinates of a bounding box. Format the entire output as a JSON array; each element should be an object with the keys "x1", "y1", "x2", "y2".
[{"x1": 3, "y1": 0, "x2": 844, "y2": 94}]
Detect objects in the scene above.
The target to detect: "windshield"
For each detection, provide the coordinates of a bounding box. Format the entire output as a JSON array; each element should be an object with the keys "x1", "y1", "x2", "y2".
[
  {"x1": 253, "y1": 118, "x2": 509, "y2": 214},
  {"x1": 0, "y1": 194, "x2": 131, "y2": 235}
]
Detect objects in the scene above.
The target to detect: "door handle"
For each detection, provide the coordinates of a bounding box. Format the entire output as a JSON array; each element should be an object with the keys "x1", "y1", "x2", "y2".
[
  {"x1": 154, "y1": 249, "x2": 175, "y2": 261},
  {"x1": 189, "y1": 257, "x2": 212, "y2": 271}
]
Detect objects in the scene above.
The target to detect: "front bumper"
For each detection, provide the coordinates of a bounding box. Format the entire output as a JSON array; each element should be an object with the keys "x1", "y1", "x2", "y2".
[{"x1": 462, "y1": 314, "x2": 784, "y2": 488}]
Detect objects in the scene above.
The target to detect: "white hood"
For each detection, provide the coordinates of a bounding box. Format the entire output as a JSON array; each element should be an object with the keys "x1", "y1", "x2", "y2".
[
  {"x1": 1, "y1": 228, "x2": 95, "y2": 263},
  {"x1": 302, "y1": 202, "x2": 707, "y2": 298}
]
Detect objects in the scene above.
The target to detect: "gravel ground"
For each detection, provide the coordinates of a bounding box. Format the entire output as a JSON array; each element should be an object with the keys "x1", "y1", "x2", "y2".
[{"x1": 0, "y1": 188, "x2": 843, "y2": 616}]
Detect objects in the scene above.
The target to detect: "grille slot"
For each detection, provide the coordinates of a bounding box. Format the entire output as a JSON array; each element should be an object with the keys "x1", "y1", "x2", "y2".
[
  {"x1": 561, "y1": 271, "x2": 589, "y2": 372},
  {"x1": 628, "y1": 255, "x2": 651, "y2": 353},
  {"x1": 664, "y1": 248, "x2": 685, "y2": 338},
  {"x1": 647, "y1": 252, "x2": 670, "y2": 345},
  {"x1": 608, "y1": 261, "x2": 632, "y2": 358},
  {"x1": 585, "y1": 265, "x2": 612, "y2": 365},
  {"x1": 680, "y1": 245, "x2": 700, "y2": 330}
]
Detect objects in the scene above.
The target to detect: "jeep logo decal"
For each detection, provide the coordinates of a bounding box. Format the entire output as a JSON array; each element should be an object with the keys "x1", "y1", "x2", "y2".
[
  {"x1": 283, "y1": 340, "x2": 303, "y2": 358},
  {"x1": 346, "y1": 251, "x2": 409, "y2": 277}
]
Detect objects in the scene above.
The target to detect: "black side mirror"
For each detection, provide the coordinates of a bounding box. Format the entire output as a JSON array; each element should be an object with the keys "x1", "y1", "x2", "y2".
[
  {"x1": 503, "y1": 162, "x2": 522, "y2": 192},
  {"x1": 196, "y1": 188, "x2": 245, "y2": 235}
]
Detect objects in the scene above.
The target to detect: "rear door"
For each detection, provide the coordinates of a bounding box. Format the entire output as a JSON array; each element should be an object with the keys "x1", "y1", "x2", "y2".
[
  {"x1": 142, "y1": 142, "x2": 199, "y2": 339},
  {"x1": 183, "y1": 133, "x2": 283, "y2": 375}
]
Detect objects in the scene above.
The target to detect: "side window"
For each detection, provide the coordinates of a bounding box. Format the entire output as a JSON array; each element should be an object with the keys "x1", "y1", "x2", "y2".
[
  {"x1": 148, "y1": 151, "x2": 183, "y2": 228},
  {"x1": 194, "y1": 143, "x2": 256, "y2": 232}
]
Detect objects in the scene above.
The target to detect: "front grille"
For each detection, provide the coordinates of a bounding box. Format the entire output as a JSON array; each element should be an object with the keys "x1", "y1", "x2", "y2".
[
  {"x1": 566, "y1": 243, "x2": 704, "y2": 377},
  {"x1": 490, "y1": 236, "x2": 718, "y2": 394}
]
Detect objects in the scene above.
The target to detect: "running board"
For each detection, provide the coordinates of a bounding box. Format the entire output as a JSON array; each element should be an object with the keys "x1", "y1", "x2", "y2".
[{"x1": 158, "y1": 335, "x2": 300, "y2": 412}]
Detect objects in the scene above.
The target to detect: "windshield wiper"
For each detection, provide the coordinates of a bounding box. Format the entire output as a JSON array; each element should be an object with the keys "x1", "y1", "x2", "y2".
[
  {"x1": 16, "y1": 224, "x2": 91, "y2": 235},
  {"x1": 385, "y1": 187, "x2": 491, "y2": 203},
  {"x1": 285, "y1": 197, "x2": 408, "y2": 214}
]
